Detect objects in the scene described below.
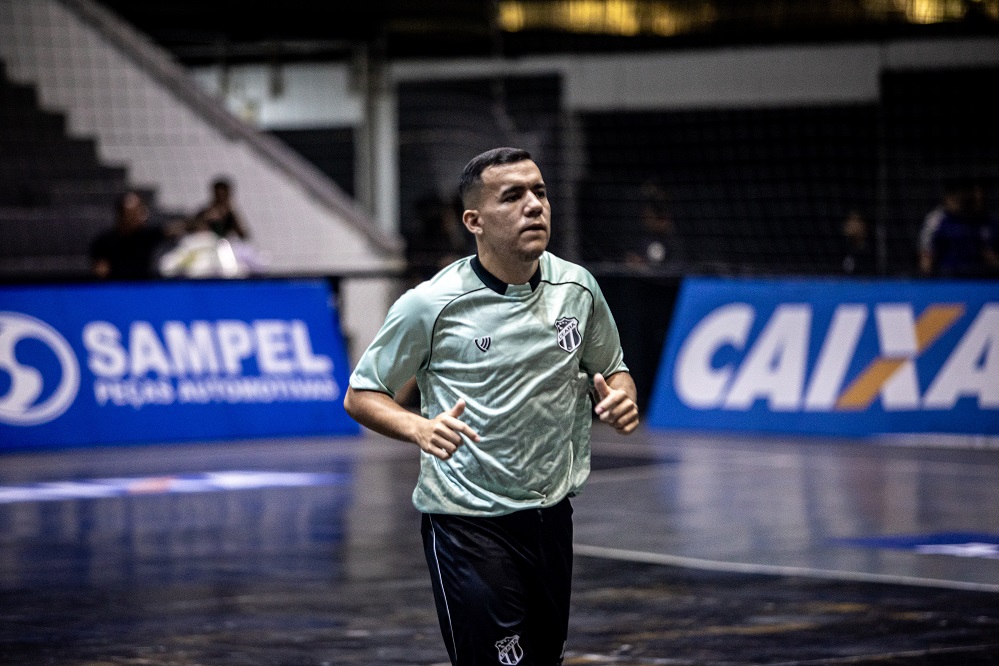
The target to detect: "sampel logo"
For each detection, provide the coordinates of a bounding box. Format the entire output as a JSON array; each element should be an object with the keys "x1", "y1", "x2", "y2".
[{"x1": 0, "y1": 312, "x2": 80, "y2": 426}]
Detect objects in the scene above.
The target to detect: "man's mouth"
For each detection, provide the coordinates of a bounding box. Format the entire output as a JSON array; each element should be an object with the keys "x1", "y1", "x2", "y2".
[{"x1": 522, "y1": 222, "x2": 548, "y2": 234}]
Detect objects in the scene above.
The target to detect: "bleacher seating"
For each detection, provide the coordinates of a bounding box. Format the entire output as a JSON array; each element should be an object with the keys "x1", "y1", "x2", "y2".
[{"x1": 0, "y1": 61, "x2": 162, "y2": 279}]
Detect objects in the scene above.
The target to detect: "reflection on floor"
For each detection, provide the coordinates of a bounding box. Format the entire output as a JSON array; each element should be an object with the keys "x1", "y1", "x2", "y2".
[
  {"x1": 578, "y1": 428, "x2": 999, "y2": 591},
  {"x1": 1, "y1": 424, "x2": 997, "y2": 665}
]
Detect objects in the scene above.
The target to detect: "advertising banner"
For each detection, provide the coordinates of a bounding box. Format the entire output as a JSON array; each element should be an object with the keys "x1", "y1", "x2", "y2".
[
  {"x1": 0, "y1": 280, "x2": 359, "y2": 451},
  {"x1": 648, "y1": 278, "x2": 998, "y2": 436}
]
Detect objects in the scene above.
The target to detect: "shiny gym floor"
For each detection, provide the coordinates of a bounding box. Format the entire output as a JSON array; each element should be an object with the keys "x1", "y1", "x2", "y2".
[{"x1": 1, "y1": 424, "x2": 998, "y2": 665}]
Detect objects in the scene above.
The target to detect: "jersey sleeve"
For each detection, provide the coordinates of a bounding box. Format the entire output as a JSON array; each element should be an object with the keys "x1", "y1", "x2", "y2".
[
  {"x1": 349, "y1": 288, "x2": 433, "y2": 397},
  {"x1": 579, "y1": 275, "x2": 629, "y2": 378}
]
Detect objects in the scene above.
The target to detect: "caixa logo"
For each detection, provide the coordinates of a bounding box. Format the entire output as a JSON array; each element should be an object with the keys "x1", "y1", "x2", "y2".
[
  {"x1": 0, "y1": 312, "x2": 80, "y2": 425},
  {"x1": 674, "y1": 302, "x2": 998, "y2": 412}
]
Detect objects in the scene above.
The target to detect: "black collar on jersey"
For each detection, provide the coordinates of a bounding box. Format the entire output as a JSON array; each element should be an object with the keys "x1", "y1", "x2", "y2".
[{"x1": 471, "y1": 255, "x2": 542, "y2": 294}]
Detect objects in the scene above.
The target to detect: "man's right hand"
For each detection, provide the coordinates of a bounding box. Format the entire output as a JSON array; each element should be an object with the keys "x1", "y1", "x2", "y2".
[{"x1": 417, "y1": 399, "x2": 481, "y2": 461}]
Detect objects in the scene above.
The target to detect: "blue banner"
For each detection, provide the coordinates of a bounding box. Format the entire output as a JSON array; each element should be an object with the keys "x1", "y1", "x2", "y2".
[
  {"x1": 0, "y1": 280, "x2": 359, "y2": 451},
  {"x1": 648, "y1": 278, "x2": 999, "y2": 436}
]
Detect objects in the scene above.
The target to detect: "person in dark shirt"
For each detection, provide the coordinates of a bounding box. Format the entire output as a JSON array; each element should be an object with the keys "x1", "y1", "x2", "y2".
[
  {"x1": 840, "y1": 209, "x2": 877, "y2": 276},
  {"x1": 90, "y1": 190, "x2": 166, "y2": 280},
  {"x1": 918, "y1": 179, "x2": 965, "y2": 276},
  {"x1": 985, "y1": 216, "x2": 999, "y2": 274},
  {"x1": 190, "y1": 177, "x2": 250, "y2": 239},
  {"x1": 925, "y1": 178, "x2": 996, "y2": 277},
  {"x1": 622, "y1": 179, "x2": 686, "y2": 269}
]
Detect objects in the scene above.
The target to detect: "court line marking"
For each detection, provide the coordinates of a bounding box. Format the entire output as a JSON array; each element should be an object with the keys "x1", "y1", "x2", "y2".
[{"x1": 573, "y1": 543, "x2": 999, "y2": 594}]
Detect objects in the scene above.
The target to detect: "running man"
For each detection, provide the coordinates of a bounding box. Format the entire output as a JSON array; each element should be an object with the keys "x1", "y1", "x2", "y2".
[{"x1": 344, "y1": 147, "x2": 638, "y2": 665}]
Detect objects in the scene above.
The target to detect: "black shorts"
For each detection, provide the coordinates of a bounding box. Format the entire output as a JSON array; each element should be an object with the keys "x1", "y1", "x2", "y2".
[{"x1": 422, "y1": 498, "x2": 573, "y2": 666}]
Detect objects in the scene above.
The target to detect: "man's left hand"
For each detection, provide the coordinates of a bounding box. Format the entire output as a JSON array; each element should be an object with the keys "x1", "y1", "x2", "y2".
[{"x1": 593, "y1": 373, "x2": 639, "y2": 434}]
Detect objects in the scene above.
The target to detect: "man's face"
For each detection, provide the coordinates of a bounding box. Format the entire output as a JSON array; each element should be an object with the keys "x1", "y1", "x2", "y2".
[
  {"x1": 464, "y1": 159, "x2": 551, "y2": 263},
  {"x1": 119, "y1": 193, "x2": 149, "y2": 230}
]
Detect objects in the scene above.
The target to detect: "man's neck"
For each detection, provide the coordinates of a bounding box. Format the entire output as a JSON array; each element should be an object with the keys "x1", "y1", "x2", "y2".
[{"x1": 477, "y1": 251, "x2": 540, "y2": 286}]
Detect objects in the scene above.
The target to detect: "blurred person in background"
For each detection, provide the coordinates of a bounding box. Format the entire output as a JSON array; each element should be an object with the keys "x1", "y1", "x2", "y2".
[
  {"x1": 622, "y1": 178, "x2": 686, "y2": 269},
  {"x1": 920, "y1": 177, "x2": 996, "y2": 277},
  {"x1": 979, "y1": 182, "x2": 999, "y2": 274},
  {"x1": 344, "y1": 147, "x2": 638, "y2": 666},
  {"x1": 159, "y1": 176, "x2": 265, "y2": 278},
  {"x1": 190, "y1": 177, "x2": 250, "y2": 240},
  {"x1": 840, "y1": 209, "x2": 876, "y2": 276},
  {"x1": 985, "y1": 225, "x2": 999, "y2": 274},
  {"x1": 90, "y1": 190, "x2": 168, "y2": 280},
  {"x1": 918, "y1": 178, "x2": 963, "y2": 275}
]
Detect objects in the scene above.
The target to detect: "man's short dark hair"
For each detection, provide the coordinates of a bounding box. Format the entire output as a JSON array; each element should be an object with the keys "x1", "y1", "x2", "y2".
[
  {"x1": 212, "y1": 177, "x2": 232, "y2": 191},
  {"x1": 459, "y1": 147, "x2": 532, "y2": 208}
]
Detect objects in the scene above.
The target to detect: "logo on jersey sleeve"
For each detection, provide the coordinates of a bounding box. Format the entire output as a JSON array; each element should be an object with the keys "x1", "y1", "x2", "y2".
[
  {"x1": 554, "y1": 316, "x2": 581, "y2": 353},
  {"x1": 474, "y1": 336, "x2": 491, "y2": 352},
  {"x1": 496, "y1": 634, "x2": 524, "y2": 665}
]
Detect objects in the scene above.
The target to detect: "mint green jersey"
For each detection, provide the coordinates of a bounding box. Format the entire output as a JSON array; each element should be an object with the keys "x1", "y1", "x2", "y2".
[{"x1": 349, "y1": 252, "x2": 628, "y2": 516}]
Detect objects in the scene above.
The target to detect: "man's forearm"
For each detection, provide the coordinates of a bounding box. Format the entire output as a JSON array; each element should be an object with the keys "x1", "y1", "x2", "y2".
[
  {"x1": 343, "y1": 387, "x2": 424, "y2": 444},
  {"x1": 344, "y1": 387, "x2": 480, "y2": 461}
]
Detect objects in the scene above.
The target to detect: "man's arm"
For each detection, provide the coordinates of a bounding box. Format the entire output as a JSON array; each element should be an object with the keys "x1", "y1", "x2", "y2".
[
  {"x1": 919, "y1": 249, "x2": 934, "y2": 276},
  {"x1": 593, "y1": 372, "x2": 639, "y2": 434},
  {"x1": 344, "y1": 387, "x2": 480, "y2": 461},
  {"x1": 229, "y1": 209, "x2": 250, "y2": 239}
]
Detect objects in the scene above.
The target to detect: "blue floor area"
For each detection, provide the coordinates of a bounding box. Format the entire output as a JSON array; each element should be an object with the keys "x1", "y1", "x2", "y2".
[
  {"x1": 1, "y1": 425, "x2": 997, "y2": 664},
  {"x1": 576, "y1": 427, "x2": 999, "y2": 592}
]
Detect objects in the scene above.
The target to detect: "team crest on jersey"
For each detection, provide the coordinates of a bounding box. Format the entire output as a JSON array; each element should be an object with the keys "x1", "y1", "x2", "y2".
[
  {"x1": 554, "y1": 316, "x2": 581, "y2": 353},
  {"x1": 496, "y1": 634, "x2": 524, "y2": 665},
  {"x1": 474, "y1": 336, "x2": 491, "y2": 352}
]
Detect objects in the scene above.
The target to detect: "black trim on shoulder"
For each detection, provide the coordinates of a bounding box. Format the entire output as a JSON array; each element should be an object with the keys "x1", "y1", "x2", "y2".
[
  {"x1": 471, "y1": 255, "x2": 542, "y2": 294},
  {"x1": 541, "y1": 280, "x2": 596, "y2": 315}
]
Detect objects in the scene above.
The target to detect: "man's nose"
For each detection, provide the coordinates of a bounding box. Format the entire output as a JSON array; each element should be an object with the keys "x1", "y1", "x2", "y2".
[{"x1": 524, "y1": 191, "x2": 543, "y2": 214}]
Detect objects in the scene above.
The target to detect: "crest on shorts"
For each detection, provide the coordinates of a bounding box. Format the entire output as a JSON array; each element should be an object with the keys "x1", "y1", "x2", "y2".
[
  {"x1": 554, "y1": 316, "x2": 581, "y2": 353},
  {"x1": 474, "y1": 336, "x2": 491, "y2": 352},
  {"x1": 496, "y1": 634, "x2": 524, "y2": 665}
]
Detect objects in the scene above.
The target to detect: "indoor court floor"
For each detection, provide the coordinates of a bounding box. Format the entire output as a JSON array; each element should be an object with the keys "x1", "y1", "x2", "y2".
[{"x1": 1, "y1": 423, "x2": 998, "y2": 665}]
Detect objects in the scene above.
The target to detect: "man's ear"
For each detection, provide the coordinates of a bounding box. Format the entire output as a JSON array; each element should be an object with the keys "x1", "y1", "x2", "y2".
[{"x1": 462, "y1": 209, "x2": 482, "y2": 236}]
